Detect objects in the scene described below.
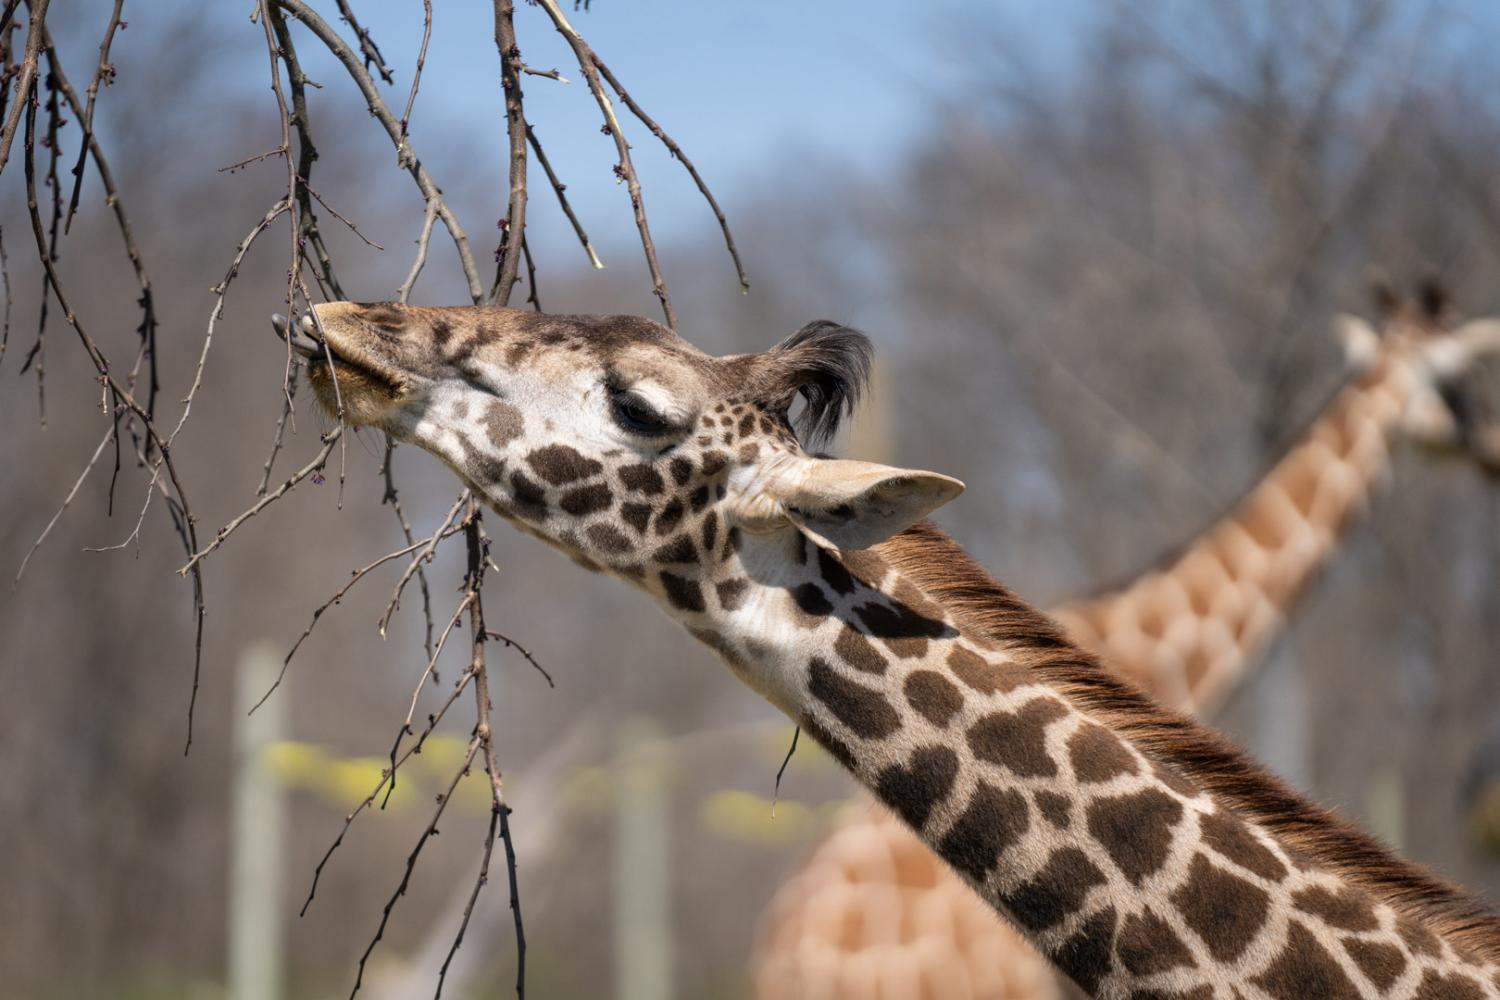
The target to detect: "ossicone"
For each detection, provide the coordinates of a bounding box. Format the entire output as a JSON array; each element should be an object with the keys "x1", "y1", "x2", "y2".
[{"x1": 756, "y1": 320, "x2": 874, "y2": 447}]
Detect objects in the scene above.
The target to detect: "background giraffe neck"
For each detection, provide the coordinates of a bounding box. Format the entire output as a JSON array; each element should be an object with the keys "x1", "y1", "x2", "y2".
[
  {"x1": 763, "y1": 524, "x2": 1500, "y2": 995},
  {"x1": 1049, "y1": 355, "x2": 1417, "y2": 713}
]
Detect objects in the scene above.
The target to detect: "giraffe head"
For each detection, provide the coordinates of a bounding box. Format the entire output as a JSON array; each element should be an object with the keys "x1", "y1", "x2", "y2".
[
  {"x1": 274, "y1": 303, "x2": 963, "y2": 581},
  {"x1": 1335, "y1": 279, "x2": 1500, "y2": 471}
]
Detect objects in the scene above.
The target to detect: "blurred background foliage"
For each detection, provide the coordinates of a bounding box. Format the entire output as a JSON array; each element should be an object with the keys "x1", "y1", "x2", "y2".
[{"x1": 3, "y1": 1, "x2": 1500, "y2": 997}]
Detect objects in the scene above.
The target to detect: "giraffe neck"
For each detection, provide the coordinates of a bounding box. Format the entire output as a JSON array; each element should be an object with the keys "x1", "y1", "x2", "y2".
[
  {"x1": 676, "y1": 523, "x2": 1500, "y2": 998},
  {"x1": 1052, "y1": 354, "x2": 1420, "y2": 713}
]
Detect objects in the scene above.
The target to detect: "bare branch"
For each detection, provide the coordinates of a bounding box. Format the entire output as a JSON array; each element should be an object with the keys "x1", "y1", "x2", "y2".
[
  {"x1": 14, "y1": 418, "x2": 114, "y2": 583},
  {"x1": 272, "y1": 0, "x2": 484, "y2": 302},
  {"x1": 489, "y1": 0, "x2": 528, "y2": 305},
  {"x1": 61, "y1": 0, "x2": 122, "y2": 233},
  {"x1": 532, "y1": 0, "x2": 675, "y2": 326},
  {"x1": 527, "y1": 124, "x2": 601, "y2": 269},
  {"x1": 595, "y1": 56, "x2": 748, "y2": 292},
  {"x1": 0, "y1": 0, "x2": 46, "y2": 177},
  {"x1": 179, "y1": 427, "x2": 342, "y2": 576}
]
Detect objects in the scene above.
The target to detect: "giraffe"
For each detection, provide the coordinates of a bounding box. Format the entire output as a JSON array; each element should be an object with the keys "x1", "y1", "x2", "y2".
[
  {"x1": 276, "y1": 298, "x2": 1500, "y2": 998},
  {"x1": 753, "y1": 286, "x2": 1500, "y2": 999}
]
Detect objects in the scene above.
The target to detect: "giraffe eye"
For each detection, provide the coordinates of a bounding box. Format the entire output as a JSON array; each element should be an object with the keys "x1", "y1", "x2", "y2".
[{"x1": 611, "y1": 391, "x2": 671, "y2": 436}]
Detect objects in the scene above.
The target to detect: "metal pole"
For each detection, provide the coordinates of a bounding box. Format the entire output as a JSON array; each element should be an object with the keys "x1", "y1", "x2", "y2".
[
  {"x1": 229, "y1": 643, "x2": 286, "y2": 1000},
  {"x1": 614, "y1": 717, "x2": 672, "y2": 1000}
]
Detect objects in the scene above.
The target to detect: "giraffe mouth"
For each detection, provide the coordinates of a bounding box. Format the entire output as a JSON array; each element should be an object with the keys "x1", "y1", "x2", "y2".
[{"x1": 270, "y1": 312, "x2": 403, "y2": 396}]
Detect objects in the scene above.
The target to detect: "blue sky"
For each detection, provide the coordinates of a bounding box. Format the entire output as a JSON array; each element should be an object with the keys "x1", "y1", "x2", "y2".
[{"x1": 164, "y1": 1, "x2": 1089, "y2": 254}]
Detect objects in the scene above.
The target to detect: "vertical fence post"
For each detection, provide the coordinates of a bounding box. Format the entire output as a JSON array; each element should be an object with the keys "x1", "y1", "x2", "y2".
[
  {"x1": 229, "y1": 643, "x2": 285, "y2": 1000},
  {"x1": 614, "y1": 717, "x2": 672, "y2": 1000}
]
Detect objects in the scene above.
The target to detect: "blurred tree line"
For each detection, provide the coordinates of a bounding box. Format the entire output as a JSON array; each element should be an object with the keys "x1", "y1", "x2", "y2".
[{"x1": 2, "y1": 1, "x2": 1498, "y2": 996}]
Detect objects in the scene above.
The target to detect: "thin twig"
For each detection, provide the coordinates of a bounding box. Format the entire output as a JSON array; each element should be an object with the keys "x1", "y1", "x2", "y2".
[
  {"x1": 0, "y1": 0, "x2": 47, "y2": 178},
  {"x1": 532, "y1": 0, "x2": 675, "y2": 326},
  {"x1": 21, "y1": 83, "x2": 205, "y2": 753},
  {"x1": 527, "y1": 124, "x2": 601, "y2": 269},
  {"x1": 347, "y1": 735, "x2": 481, "y2": 1000},
  {"x1": 489, "y1": 0, "x2": 527, "y2": 306},
  {"x1": 61, "y1": 0, "x2": 121, "y2": 232},
  {"x1": 273, "y1": 0, "x2": 484, "y2": 302},
  {"x1": 300, "y1": 661, "x2": 478, "y2": 918},
  {"x1": 14, "y1": 419, "x2": 114, "y2": 583},
  {"x1": 380, "y1": 436, "x2": 435, "y2": 662},
  {"x1": 179, "y1": 427, "x2": 342, "y2": 575},
  {"x1": 464, "y1": 503, "x2": 527, "y2": 998},
  {"x1": 595, "y1": 56, "x2": 748, "y2": 292},
  {"x1": 484, "y1": 629, "x2": 553, "y2": 687},
  {"x1": 334, "y1": 0, "x2": 392, "y2": 85},
  {"x1": 251, "y1": 524, "x2": 463, "y2": 715},
  {"x1": 397, "y1": 0, "x2": 431, "y2": 140},
  {"x1": 379, "y1": 490, "x2": 467, "y2": 636}
]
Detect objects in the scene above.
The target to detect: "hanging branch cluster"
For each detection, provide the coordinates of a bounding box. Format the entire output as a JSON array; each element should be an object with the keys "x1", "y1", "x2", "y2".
[{"x1": 3, "y1": 2, "x2": 744, "y2": 997}]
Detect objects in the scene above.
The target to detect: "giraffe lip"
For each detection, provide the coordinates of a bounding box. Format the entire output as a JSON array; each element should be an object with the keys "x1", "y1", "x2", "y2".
[
  {"x1": 271, "y1": 312, "x2": 324, "y2": 360},
  {"x1": 272, "y1": 312, "x2": 402, "y2": 391}
]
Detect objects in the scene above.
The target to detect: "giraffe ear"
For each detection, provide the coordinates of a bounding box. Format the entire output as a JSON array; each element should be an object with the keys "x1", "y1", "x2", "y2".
[{"x1": 770, "y1": 458, "x2": 965, "y2": 550}]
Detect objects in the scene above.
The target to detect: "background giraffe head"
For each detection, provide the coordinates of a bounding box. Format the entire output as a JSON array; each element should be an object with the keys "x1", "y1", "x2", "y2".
[
  {"x1": 1336, "y1": 279, "x2": 1500, "y2": 470},
  {"x1": 275, "y1": 302, "x2": 964, "y2": 580}
]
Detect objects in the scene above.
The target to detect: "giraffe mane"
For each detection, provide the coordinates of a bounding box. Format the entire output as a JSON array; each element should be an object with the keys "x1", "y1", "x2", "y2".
[
  {"x1": 756, "y1": 320, "x2": 873, "y2": 447},
  {"x1": 872, "y1": 519, "x2": 1500, "y2": 964}
]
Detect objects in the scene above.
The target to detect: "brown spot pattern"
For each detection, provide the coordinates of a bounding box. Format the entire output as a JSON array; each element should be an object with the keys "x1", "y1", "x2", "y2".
[
  {"x1": 817, "y1": 548, "x2": 856, "y2": 595},
  {"x1": 1414, "y1": 971, "x2": 1485, "y2": 1000},
  {"x1": 875, "y1": 745, "x2": 959, "y2": 830},
  {"x1": 802, "y1": 715, "x2": 855, "y2": 771},
  {"x1": 1170, "y1": 853, "x2": 1270, "y2": 962},
  {"x1": 1397, "y1": 915, "x2": 1441, "y2": 957},
  {"x1": 700, "y1": 511, "x2": 718, "y2": 551},
  {"x1": 700, "y1": 451, "x2": 728, "y2": 477},
  {"x1": 652, "y1": 535, "x2": 697, "y2": 564},
  {"x1": 948, "y1": 645, "x2": 1016, "y2": 693},
  {"x1": 1250, "y1": 921, "x2": 1360, "y2": 1000},
  {"x1": 586, "y1": 524, "x2": 630, "y2": 553},
  {"x1": 936, "y1": 782, "x2": 1030, "y2": 884},
  {"x1": 1068, "y1": 722, "x2": 1139, "y2": 783},
  {"x1": 654, "y1": 498, "x2": 684, "y2": 534},
  {"x1": 853, "y1": 595, "x2": 951, "y2": 658},
  {"x1": 509, "y1": 471, "x2": 547, "y2": 514},
  {"x1": 526, "y1": 444, "x2": 602, "y2": 485},
  {"x1": 1116, "y1": 908, "x2": 1196, "y2": 976},
  {"x1": 833, "y1": 627, "x2": 886, "y2": 674},
  {"x1": 1153, "y1": 761, "x2": 1199, "y2": 799},
  {"x1": 1342, "y1": 938, "x2": 1405, "y2": 992},
  {"x1": 669, "y1": 456, "x2": 693, "y2": 485},
  {"x1": 1052, "y1": 906, "x2": 1117, "y2": 995},
  {"x1": 807, "y1": 658, "x2": 900, "y2": 739},
  {"x1": 903, "y1": 670, "x2": 963, "y2": 727},
  {"x1": 714, "y1": 578, "x2": 748, "y2": 611},
  {"x1": 790, "y1": 582, "x2": 833, "y2": 622},
  {"x1": 482, "y1": 400, "x2": 524, "y2": 446},
  {"x1": 1034, "y1": 790, "x2": 1072, "y2": 829},
  {"x1": 620, "y1": 502, "x2": 652, "y2": 534},
  {"x1": 999, "y1": 846, "x2": 1105, "y2": 932},
  {"x1": 966, "y1": 697, "x2": 1070, "y2": 778},
  {"x1": 1199, "y1": 810, "x2": 1288, "y2": 881},
  {"x1": 619, "y1": 464, "x2": 665, "y2": 494},
  {"x1": 559, "y1": 484, "x2": 612, "y2": 516},
  {"x1": 1291, "y1": 885, "x2": 1378, "y2": 933},
  {"x1": 1086, "y1": 787, "x2": 1183, "y2": 886},
  {"x1": 659, "y1": 572, "x2": 705, "y2": 613}
]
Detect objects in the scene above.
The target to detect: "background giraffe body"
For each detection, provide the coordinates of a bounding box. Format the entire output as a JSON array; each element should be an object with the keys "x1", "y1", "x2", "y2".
[
  {"x1": 284, "y1": 300, "x2": 1500, "y2": 997},
  {"x1": 756, "y1": 292, "x2": 1500, "y2": 999},
  {"x1": 1054, "y1": 351, "x2": 1412, "y2": 713}
]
